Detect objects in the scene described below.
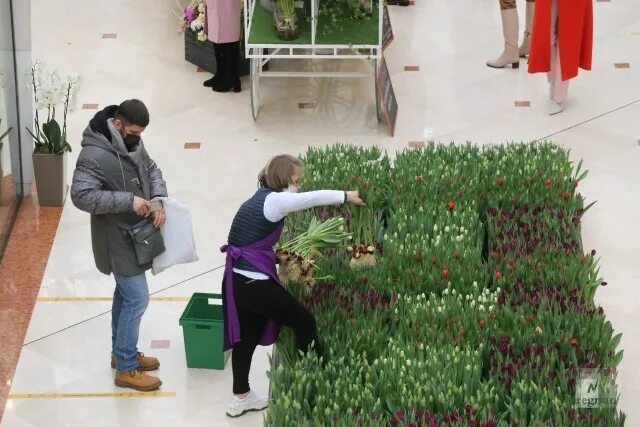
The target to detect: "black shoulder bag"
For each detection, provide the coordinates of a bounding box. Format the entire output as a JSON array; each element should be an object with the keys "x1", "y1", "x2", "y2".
[{"x1": 127, "y1": 218, "x2": 166, "y2": 266}]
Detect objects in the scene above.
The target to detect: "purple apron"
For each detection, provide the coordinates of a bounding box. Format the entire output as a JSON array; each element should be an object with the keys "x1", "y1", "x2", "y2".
[{"x1": 220, "y1": 224, "x2": 284, "y2": 351}]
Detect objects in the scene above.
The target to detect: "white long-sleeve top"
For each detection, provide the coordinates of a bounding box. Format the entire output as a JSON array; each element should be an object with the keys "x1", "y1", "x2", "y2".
[{"x1": 233, "y1": 190, "x2": 345, "y2": 280}]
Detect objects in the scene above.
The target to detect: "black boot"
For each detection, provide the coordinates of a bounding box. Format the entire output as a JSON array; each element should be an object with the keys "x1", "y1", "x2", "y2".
[
  {"x1": 212, "y1": 41, "x2": 241, "y2": 93},
  {"x1": 229, "y1": 41, "x2": 241, "y2": 93},
  {"x1": 204, "y1": 43, "x2": 224, "y2": 87}
]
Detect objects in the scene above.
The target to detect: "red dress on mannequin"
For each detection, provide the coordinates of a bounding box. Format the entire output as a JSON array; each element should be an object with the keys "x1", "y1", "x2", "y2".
[{"x1": 528, "y1": 0, "x2": 593, "y2": 81}]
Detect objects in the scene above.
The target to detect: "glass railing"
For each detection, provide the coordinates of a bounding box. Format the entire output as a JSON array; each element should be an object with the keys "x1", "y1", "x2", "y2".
[{"x1": 0, "y1": 0, "x2": 25, "y2": 259}]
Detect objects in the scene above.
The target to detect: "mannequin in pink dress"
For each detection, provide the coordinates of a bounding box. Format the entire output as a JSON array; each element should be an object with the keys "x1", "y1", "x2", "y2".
[{"x1": 203, "y1": 0, "x2": 242, "y2": 93}]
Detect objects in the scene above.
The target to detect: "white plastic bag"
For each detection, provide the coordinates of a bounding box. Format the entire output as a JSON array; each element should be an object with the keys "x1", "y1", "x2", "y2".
[{"x1": 152, "y1": 197, "x2": 199, "y2": 275}]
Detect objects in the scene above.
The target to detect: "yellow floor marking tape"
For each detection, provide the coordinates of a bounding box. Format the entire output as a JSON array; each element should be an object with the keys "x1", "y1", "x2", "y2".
[
  {"x1": 37, "y1": 296, "x2": 190, "y2": 302},
  {"x1": 150, "y1": 296, "x2": 190, "y2": 302},
  {"x1": 8, "y1": 391, "x2": 176, "y2": 399}
]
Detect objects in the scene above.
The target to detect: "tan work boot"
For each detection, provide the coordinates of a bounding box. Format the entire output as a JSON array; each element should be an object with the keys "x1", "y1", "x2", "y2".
[
  {"x1": 111, "y1": 352, "x2": 160, "y2": 371},
  {"x1": 487, "y1": 9, "x2": 520, "y2": 69},
  {"x1": 519, "y1": 2, "x2": 535, "y2": 57},
  {"x1": 115, "y1": 369, "x2": 162, "y2": 392}
]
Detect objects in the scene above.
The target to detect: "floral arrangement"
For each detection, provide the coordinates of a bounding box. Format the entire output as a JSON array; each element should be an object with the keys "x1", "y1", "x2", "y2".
[
  {"x1": 266, "y1": 142, "x2": 625, "y2": 426},
  {"x1": 179, "y1": 0, "x2": 207, "y2": 42},
  {"x1": 26, "y1": 61, "x2": 80, "y2": 154}
]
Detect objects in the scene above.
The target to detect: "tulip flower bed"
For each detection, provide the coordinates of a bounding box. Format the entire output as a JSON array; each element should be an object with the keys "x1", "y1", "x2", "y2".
[
  {"x1": 301, "y1": 144, "x2": 391, "y2": 267},
  {"x1": 266, "y1": 143, "x2": 625, "y2": 426}
]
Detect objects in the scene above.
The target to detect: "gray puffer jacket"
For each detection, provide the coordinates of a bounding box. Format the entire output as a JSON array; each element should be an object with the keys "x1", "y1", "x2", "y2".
[{"x1": 71, "y1": 106, "x2": 167, "y2": 277}]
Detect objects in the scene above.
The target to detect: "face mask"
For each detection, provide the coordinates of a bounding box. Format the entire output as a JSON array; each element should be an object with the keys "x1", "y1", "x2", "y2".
[
  {"x1": 116, "y1": 121, "x2": 141, "y2": 148},
  {"x1": 284, "y1": 184, "x2": 299, "y2": 193},
  {"x1": 123, "y1": 132, "x2": 140, "y2": 148}
]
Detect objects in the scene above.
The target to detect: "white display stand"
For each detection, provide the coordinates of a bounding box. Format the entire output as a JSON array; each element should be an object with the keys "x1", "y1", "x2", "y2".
[{"x1": 243, "y1": 0, "x2": 387, "y2": 121}]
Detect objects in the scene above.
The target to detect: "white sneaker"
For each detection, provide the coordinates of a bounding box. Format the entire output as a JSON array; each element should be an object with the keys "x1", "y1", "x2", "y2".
[{"x1": 225, "y1": 390, "x2": 268, "y2": 418}]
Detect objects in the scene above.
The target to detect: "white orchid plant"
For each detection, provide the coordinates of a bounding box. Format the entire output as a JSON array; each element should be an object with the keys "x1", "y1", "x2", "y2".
[{"x1": 26, "y1": 61, "x2": 81, "y2": 155}]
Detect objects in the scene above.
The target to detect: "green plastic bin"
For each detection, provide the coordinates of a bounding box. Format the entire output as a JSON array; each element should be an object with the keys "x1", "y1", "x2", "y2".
[{"x1": 179, "y1": 293, "x2": 231, "y2": 370}]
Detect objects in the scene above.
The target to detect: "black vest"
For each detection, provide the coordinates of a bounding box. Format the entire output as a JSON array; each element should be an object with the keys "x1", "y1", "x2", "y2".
[{"x1": 228, "y1": 188, "x2": 283, "y2": 272}]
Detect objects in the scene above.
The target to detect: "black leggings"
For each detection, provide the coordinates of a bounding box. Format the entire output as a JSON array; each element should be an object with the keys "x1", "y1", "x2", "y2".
[{"x1": 225, "y1": 273, "x2": 322, "y2": 394}]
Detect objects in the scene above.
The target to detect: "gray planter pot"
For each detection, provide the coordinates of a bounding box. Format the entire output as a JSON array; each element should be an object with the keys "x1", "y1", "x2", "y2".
[{"x1": 33, "y1": 152, "x2": 67, "y2": 207}]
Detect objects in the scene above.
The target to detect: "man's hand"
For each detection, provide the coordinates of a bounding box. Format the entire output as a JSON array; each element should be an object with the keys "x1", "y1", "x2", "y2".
[
  {"x1": 152, "y1": 209, "x2": 167, "y2": 228},
  {"x1": 133, "y1": 196, "x2": 151, "y2": 217}
]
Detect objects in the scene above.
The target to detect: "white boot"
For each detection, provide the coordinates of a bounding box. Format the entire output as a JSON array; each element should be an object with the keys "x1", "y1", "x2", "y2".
[
  {"x1": 519, "y1": 2, "x2": 535, "y2": 57},
  {"x1": 487, "y1": 9, "x2": 520, "y2": 69},
  {"x1": 225, "y1": 390, "x2": 268, "y2": 418},
  {"x1": 548, "y1": 99, "x2": 565, "y2": 115}
]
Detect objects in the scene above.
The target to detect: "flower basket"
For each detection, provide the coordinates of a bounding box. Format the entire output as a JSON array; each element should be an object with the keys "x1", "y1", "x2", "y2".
[{"x1": 184, "y1": 30, "x2": 250, "y2": 77}]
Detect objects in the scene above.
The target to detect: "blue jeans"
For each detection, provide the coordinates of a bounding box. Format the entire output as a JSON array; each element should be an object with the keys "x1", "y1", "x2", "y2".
[{"x1": 112, "y1": 274, "x2": 150, "y2": 372}]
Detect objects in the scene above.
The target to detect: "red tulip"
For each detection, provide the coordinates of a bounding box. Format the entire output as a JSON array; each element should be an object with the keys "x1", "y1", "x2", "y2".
[
  {"x1": 448, "y1": 200, "x2": 456, "y2": 211},
  {"x1": 495, "y1": 271, "x2": 502, "y2": 280},
  {"x1": 442, "y1": 269, "x2": 449, "y2": 278}
]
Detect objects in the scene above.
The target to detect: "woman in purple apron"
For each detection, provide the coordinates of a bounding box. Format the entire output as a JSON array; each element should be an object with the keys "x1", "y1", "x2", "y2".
[{"x1": 221, "y1": 154, "x2": 365, "y2": 417}]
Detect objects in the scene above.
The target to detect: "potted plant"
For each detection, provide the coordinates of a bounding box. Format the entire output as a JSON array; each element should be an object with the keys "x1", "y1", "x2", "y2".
[
  {"x1": 318, "y1": 0, "x2": 374, "y2": 35},
  {"x1": 342, "y1": 0, "x2": 373, "y2": 16},
  {"x1": 273, "y1": 0, "x2": 299, "y2": 41},
  {"x1": 26, "y1": 62, "x2": 80, "y2": 207}
]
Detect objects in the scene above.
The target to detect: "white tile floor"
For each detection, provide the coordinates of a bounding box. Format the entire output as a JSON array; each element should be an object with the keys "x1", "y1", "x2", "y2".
[{"x1": 3, "y1": 0, "x2": 640, "y2": 425}]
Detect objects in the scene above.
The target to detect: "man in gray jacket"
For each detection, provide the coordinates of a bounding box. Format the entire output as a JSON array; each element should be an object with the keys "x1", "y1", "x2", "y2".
[{"x1": 71, "y1": 100, "x2": 167, "y2": 391}]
